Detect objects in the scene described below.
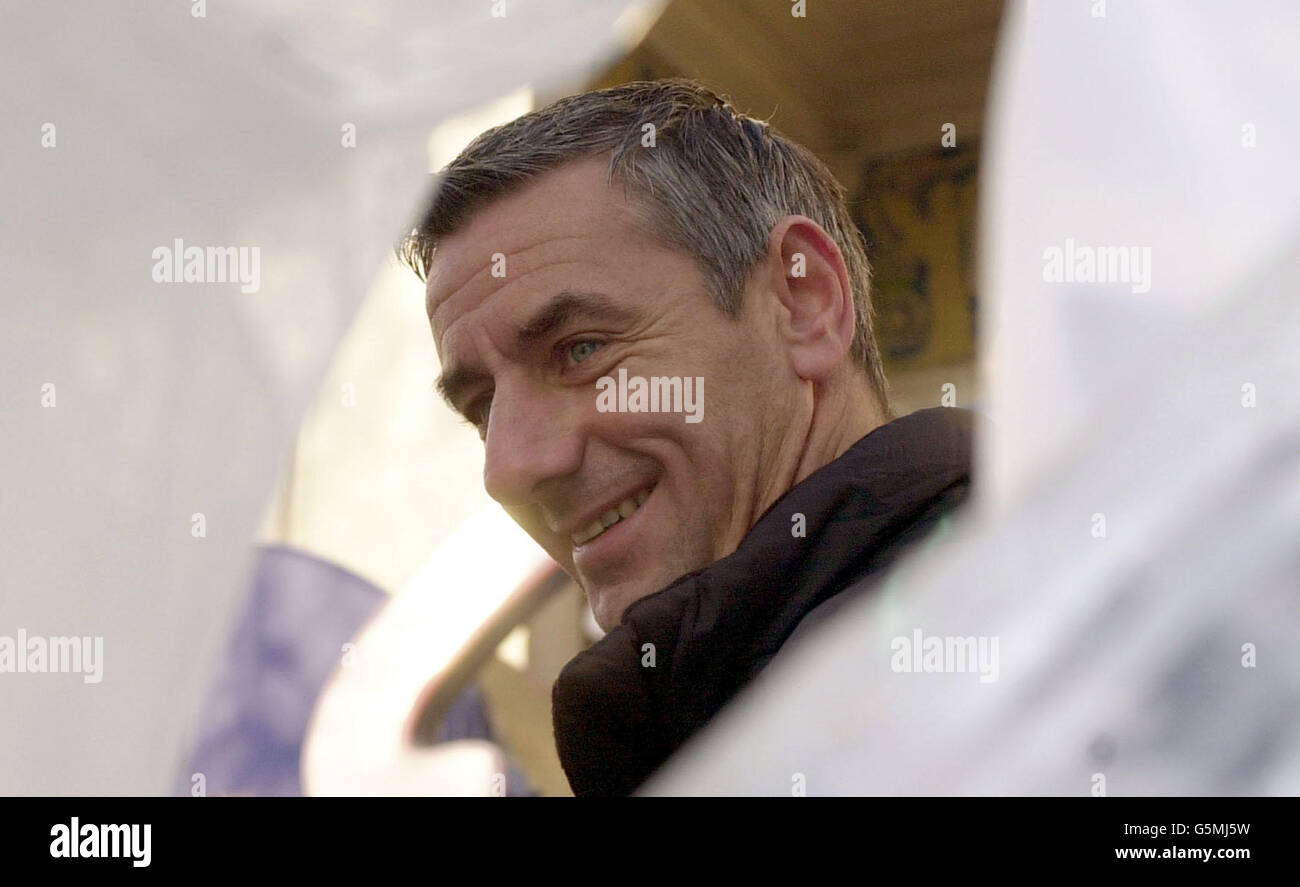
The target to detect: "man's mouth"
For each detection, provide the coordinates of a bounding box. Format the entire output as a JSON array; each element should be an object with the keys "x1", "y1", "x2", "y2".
[{"x1": 570, "y1": 487, "x2": 653, "y2": 546}]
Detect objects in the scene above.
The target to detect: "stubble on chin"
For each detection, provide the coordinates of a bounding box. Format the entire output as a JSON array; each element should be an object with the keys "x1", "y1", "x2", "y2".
[{"x1": 586, "y1": 548, "x2": 713, "y2": 630}]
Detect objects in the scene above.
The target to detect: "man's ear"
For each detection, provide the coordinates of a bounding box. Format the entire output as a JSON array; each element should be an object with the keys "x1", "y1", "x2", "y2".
[{"x1": 766, "y1": 215, "x2": 857, "y2": 383}]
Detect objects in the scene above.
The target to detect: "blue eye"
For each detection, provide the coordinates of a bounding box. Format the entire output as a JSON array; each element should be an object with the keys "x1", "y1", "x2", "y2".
[{"x1": 567, "y1": 340, "x2": 602, "y2": 364}]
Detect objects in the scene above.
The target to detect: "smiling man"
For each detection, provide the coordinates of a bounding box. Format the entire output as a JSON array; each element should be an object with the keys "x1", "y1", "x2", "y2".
[{"x1": 401, "y1": 80, "x2": 974, "y2": 795}]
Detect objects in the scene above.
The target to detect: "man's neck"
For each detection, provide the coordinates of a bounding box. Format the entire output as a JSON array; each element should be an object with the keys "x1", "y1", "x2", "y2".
[
  {"x1": 792, "y1": 378, "x2": 887, "y2": 487},
  {"x1": 741, "y1": 373, "x2": 888, "y2": 547}
]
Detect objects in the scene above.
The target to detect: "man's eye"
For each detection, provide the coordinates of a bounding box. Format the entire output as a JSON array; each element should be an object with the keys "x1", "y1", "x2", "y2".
[
  {"x1": 566, "y1": 340, "x2": 603, "y2": 364},
  {"x1": 465, "y1": 396, "x2": 492, "y2": 431}
]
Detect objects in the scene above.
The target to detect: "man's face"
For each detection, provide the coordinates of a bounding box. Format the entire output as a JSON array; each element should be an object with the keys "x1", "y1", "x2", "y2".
[{"x1": 427, "y1": 158, "x2": 798, "y2": 630}]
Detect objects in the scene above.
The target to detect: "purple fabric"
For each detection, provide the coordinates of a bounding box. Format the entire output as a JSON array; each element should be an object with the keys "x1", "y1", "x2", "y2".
[{"x1": 174, "y1": 544, "x2": 528, "y2": 796}]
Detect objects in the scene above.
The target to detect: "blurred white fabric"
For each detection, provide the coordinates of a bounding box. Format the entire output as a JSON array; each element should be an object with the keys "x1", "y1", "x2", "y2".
[
  {"x1": 0, "y1": 0, "x2": 660, "y2": 795},
  {"x1": 978, "y1": 0, "x2": 1300, "y2": 509},
  {"x1": 647, "y1": 0, "x2": 1300, "y2": 795}
]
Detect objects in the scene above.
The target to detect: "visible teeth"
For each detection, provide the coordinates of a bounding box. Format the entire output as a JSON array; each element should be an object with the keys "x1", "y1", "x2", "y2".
[
  {"x1": 571, "y1": 487, "x2": 654, "y2": 546},
  {"x1": 575, "y1": 519, "x2": 605, "y2": 544}
]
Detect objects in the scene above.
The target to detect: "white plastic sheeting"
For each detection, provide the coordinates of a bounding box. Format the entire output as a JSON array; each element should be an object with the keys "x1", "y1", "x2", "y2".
[
  {"x1": 978, "y1": 0, "x2": 1300, "y2": 509},
  {"x1": 647, "y1": 0, "x2": 1300, "y2": 795},
  {"x1": 0, "y1": 0, "x2": 660, "y2": 795}
]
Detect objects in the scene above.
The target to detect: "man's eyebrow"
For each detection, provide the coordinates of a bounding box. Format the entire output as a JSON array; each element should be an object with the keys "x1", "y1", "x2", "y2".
[
  {"x1": 434, "y1": 364, "x2": 488, "y2": 417},
  {"x1": 515, "y1": 290, "x2": 637, "y2": 350}
]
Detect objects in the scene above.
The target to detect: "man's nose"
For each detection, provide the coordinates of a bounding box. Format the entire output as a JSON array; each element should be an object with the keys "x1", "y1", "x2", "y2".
[{"x1": 482, "y1": 381, "x2": 584, "y2": 509}]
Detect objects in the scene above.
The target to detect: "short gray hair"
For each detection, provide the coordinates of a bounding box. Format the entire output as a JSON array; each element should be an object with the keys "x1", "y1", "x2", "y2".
[{"x1": 399, "y1": 79, "x2": 888, "y2": 403}]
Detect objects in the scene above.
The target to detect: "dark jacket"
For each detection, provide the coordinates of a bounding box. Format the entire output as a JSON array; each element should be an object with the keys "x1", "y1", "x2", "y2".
[{"x1": 551, "y1": 407, "x2": 975, "y2": 796}]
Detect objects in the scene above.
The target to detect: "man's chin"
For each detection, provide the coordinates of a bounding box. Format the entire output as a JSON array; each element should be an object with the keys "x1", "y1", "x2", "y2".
[
  {"x1": 576, "y1": 543, "x2": 713, "y2": 631},
  {"x1": 587, "y1": 580, "x2": 659, "y2": 634}
]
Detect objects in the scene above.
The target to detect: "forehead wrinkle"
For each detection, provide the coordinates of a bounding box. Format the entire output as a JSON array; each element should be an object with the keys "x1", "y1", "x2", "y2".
[
  {"x1": 426, "y1": 230, "x2": 601, "y2": 327},
  {"x1": 431, "y1": 250, "x2": 616, "y2": 362}
]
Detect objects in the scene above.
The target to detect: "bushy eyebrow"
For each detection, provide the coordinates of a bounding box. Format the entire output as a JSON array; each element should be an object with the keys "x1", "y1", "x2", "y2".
[
  {"x1": 434, "y1": 290, "x2": 636, "y2": 418},
  {"x1": 435, "y1": 364, "x2": 487, "y2": 419},
  {"x1": 514, "y1": 290, "x2": 637, "y2": 350}
]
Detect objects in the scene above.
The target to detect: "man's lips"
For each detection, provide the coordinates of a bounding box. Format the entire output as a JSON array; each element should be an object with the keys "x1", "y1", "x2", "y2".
[
  {"x1": 571, "y1": 482, "x2": 658, "y2": 585},
  {"x1": 569, "y1": 485, "x2": 655, "y2": 546},
  {"x1": 556, "y1": 481, "x2": 660, "y2": 543}
]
